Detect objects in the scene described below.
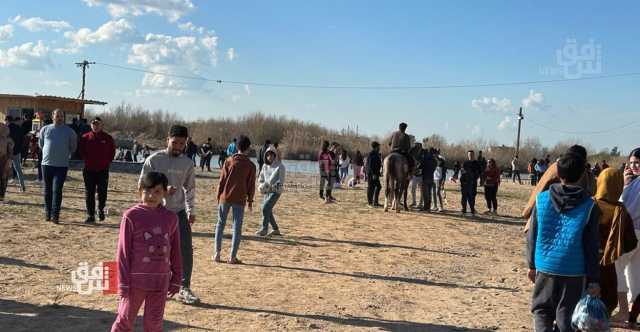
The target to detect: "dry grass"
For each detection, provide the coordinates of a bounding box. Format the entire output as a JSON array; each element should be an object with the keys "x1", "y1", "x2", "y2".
[{"x1": 0, "y1": 167, "x2": 629, "y2": 331}]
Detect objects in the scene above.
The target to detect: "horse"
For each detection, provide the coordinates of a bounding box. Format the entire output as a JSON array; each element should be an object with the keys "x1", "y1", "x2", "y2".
[{"x1": 383, "y1": 152, "x2": 411, "y2": 212}]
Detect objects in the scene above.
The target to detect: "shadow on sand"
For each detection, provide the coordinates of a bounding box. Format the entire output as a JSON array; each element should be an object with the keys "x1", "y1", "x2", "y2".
[
  {"x1": 194, "y1": 302, "x2": 494, "y2": 332},
  {"x1": 0, "y1": 299, "x2": 212, "y2": 332},
  {"x1": 0, "y1": 257, "x2": 54, "y2": 270}
]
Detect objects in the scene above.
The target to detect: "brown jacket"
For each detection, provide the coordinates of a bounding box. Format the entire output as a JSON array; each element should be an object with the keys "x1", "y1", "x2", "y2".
[
  {"x1": 0, "y1": 124, "x2": 14, "y2": 178},
  {"x1": 217, "y1": 153, "x2": 256, "y2": 205},
  {"x1": 522, "y1": 161, "x2": 596, "y2": 232},
  {"x1": 388, "y1": 131, "x2": 411, "y2": 153}
]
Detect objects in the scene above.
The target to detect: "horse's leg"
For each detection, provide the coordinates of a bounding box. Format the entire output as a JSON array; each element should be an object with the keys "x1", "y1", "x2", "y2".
[
  {"x1": 383, "y1": 174, "x2": 389, "y2": 212},
  {"x1": 403, "y1": 179, "x2": 409, "y2": 211}
]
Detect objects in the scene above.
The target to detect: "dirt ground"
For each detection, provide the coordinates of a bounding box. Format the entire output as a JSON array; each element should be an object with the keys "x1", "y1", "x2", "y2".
[{"x1": 0, "y1": 167, "x2": 631, "y2": 331}]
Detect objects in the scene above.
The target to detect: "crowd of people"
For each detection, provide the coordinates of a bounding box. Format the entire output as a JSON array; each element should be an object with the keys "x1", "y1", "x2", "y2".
[{"x1": 2, "y1": 111, "x2": 640, "y2": 331}]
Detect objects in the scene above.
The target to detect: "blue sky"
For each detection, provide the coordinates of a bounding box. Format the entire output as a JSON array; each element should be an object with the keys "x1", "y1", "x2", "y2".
[{"x1": 1, "y1": 1, "x2": 639, "y2": 153}]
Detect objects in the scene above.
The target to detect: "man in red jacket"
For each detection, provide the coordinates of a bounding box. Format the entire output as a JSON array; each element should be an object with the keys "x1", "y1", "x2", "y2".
[{"x1": 79, "y1": 117, "x2": 116, "y2": 223}]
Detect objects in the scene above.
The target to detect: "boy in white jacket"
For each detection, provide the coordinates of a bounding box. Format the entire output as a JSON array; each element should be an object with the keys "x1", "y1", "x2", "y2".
[{"x1": 256, "y1": 145, "x2": 285, "y2": 236}]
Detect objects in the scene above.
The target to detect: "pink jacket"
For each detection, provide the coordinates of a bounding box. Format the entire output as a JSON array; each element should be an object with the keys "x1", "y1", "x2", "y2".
[{"x1": 116, "y1": 204, "x2": 182, "y2": 295}]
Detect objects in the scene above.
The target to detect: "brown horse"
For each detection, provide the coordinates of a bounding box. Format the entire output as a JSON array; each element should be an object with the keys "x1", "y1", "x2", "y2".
[{"x1": 383, "y1": 152, "x2": 410, "y2": 212}]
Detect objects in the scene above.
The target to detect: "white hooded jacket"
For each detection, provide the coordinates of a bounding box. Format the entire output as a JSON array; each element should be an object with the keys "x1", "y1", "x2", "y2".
[{"x1": 258, "y1": 145, "x2": 286, "y2": 194}]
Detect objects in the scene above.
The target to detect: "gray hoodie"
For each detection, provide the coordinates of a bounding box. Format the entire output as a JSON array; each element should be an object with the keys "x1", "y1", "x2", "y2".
[
  {"x1": 139, "y1": 149, "x2": 196, "y2": 215},
  {"x1": 258, "y1": 145, "x2": 285, "y2": 194}
]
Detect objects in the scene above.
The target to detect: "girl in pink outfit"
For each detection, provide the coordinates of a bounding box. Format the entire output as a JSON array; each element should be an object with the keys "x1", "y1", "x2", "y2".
[{"x1": 111, "y1": 172, "x2": 182, "y2": 332}]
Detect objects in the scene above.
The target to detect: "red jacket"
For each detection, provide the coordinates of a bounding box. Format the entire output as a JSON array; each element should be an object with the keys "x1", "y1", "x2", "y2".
[{"x1": 79, "y1": 130, "x2": 116, "y2": 171}]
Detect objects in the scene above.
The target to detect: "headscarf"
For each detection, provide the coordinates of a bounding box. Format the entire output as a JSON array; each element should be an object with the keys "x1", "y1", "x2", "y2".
[{"x1": 595, "y1": 168, "x2": 637, "y2": 265}]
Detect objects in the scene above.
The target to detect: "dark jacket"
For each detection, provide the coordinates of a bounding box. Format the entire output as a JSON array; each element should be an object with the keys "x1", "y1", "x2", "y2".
[
  {"x1": 389, "y1": 131, "x2": 411, "y2": 153},
  {"x1": 526, "y1": 184, "x2": 601, "y2": 282},
  {"x1": 366, "y1": 150, "x2": 382, "y2": 178},
  {"x1": 421, "y1": 150, "x2": 437, "y2": 181},
  {"x1": 460, "y1": 160, "x2": 481, "y2": 184},
  {"x1": 8, "y1": 122, "x2": 24, "y2": 156}
]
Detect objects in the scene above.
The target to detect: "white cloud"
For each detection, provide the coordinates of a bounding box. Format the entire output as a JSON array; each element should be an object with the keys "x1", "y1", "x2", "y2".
[
  {"x1": 471, "y1": 96, "x2": 512, "y2": 113},
  {"x1": 522, "y1": 90, "x2": 546, "y2": 110},
  {"x1": 0, "y1": 40, "x2": 51, "y2": 69},
  {"x1": 178, "y1": 21, "x2": 205, "y2": 34},
  {"x1": 226, "y1": 47, "x2": 235, "y2": 61},
  {"x1": 64, "y1": 19, "x2": 136, "y2": 48},
  {"x1": 244, "y1": 84, "x2": 251, "y2": 96},
  {"x1": 82, "y1": 0, "x2": 194, "y2": 22},
  {"x1": 128, "y1": 32, "x2": 218, "y2": 95},
  {"x1": 45, "y1": 80, "x2": 71, "y2": 87},
  {"x1": 12, "y1": 16, "x2": 72, "y2": 32},
  {"x1": 0, "y1": 24, "x2": 13, "y2": 42},
  {"x1": 497, "y1": 116, "x2": 516, "y2": 130}
]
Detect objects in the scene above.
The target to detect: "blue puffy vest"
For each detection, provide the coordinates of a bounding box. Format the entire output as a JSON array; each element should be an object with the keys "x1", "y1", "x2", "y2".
[{"x1": 534, "y1": 190, "x2": 594, "y2": 276}]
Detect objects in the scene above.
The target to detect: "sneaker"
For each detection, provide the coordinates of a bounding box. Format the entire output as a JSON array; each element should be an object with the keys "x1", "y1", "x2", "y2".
[
  {"x1": 178, "y1": 287, "x2": 200, "y2": 305},
  {"x1": 85, "y1": 216, "x2": 96, "y2": 224},
  {"x1": 52, "y1": 217, "x2": 60, "y2": 224},
  {"x1": 98, "y1": 210, "x2": 106, "y2": 221},
  {"x1": 255, "y1": 229, "x2": 268, "y2": 236},
  {"x1": 268, "y1": 229, "x2": 281, "y2": 236},
  {"x1": 228, "y1": 257, "x2": 243, "y2": 264},
  {"x1": 213, "y1": 253, "x2": 222, "y2": 263},
  {"x1": 437, "y1": 208, "x2": 444, "y2": 212}
]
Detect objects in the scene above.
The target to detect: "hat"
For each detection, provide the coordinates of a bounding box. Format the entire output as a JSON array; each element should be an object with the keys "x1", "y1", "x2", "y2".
[{"x1": 169, "y1": 125, "x2": 189, "y2": 138}]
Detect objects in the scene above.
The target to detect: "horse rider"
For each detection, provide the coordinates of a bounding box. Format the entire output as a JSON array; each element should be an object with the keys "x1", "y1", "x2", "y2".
[{"x1": 388, "y1": 122, "x2": 415, "y2": 172}]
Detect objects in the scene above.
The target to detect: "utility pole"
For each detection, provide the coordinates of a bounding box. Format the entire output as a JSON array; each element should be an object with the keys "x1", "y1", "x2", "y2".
[
  {"x1": 75, "y1": 60, "x2": 95, "y2": 100},
  {"x1": 515, "y1": 107, "x2": 524, "y2": 157}
]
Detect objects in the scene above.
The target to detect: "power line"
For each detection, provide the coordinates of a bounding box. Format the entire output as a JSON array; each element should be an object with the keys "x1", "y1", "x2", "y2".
[
  {"x1": 526, "y1": 117, "x2": 640, "y2": 135},
  {"x1": 93, "y1": 61, "x2": 640, "y2": 90}
]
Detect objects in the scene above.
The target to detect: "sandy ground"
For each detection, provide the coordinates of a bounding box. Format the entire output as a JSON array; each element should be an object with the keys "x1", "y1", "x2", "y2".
[{"x1": 0, "y1": 167, "x2": 632, "y2": 331}]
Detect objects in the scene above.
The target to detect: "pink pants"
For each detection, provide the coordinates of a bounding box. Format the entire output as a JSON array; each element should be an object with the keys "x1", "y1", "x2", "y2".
[{"x1": 111, "y1": 288, "x2": 167, "y2": 332}]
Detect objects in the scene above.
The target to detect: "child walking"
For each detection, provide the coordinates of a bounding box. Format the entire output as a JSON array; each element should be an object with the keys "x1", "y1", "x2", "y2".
[
  {"x1": 111, "y1": 172, "x2": 182, "y2": 332},
  {"x1": 526, "y1": 153, "x2": 601, "y2": 332},
  {"x1": 255, "y1": 145, "x2": 285, "y2": 236},
  {"x1": 214, "y1": 135, "x2": 256, "y2": 264}
]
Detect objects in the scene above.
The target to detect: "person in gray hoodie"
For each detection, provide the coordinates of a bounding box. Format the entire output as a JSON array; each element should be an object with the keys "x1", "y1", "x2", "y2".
[{"x1": 256, "y1": 145, "x2": 285, "y2": 236}]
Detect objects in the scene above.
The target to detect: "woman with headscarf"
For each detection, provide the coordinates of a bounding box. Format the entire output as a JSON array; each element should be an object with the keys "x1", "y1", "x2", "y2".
[
  {"x1": 593, "y1": 167, "x2": 637, "y2": 318},
  {"x1": 614, "y1": 147, "x2": 640, "y2": 323}
]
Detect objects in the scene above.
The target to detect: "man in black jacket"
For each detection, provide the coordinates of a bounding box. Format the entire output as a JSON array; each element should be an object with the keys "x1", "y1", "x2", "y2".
[
  {"x1": 366, "y1": 141, "x2": 382, "y2": 207},
  {"x1": 460, "y1": 150, "x2": 482, "y2": 215},
  {"x1": 421, "y1": 147, "x2": 438, "y2": 211}
]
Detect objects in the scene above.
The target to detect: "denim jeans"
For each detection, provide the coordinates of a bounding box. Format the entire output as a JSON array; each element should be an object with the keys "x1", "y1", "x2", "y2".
[
  {"x1": 410, "y1": 175, "x2": 422, "y2": 206},
  {"x1": 432, "y1": 179, "x2": 444, "y2": 210},
  {"x1": 42, "y1": 165, "x2": 68, "y2": 219},
  {"x1": 260, "y1": 192, "x2": 281, "y2": 232},
  {"x1": 215, "y1": 203, "x2": 245, "y2": 259},
  {"x1": 339, "y1": 167, "x2": 348, "y2": 183},
  {"x1": 12, "y1": 154, "x2": 25, "y2": 191},
  {"x1": 176, "y1": 210, "x2": 193, "y2": 288}
]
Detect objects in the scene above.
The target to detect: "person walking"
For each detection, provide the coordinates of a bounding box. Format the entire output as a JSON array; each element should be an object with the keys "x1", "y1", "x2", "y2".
[
  {"x1": 139, "y1": 125, "x2": 199, "y2": 305},
  {"x1": 409, "y1": 142, "x2": 423, "y2": 208},
  {"x1": 257, "y1": 139, "x2": 271, "y2": 176},
  {"x1": 8, "y1": 116, "x2": 26, "y2": 192},
  {"x1": 339, "y1": 150, "x2": 350, "y2": 184},
  {"x1": 353, "y1": 150, "x2": 365, "y2": 185},
  {"x1": 186, "y1": 137, "x2": 198, "y2": 167},
  {"x1": 215, "y1": 135, "x2": 256, "y2": 264},
  {"x1": 529, "y1": 158, "x2": 538, "y2": 186},
  {"x1": 318, "y1": 141, "x2": 333, "y2": 203},
  {"x1": 366, "y1": 142, "x2": 382, "y2": 207},
  {"x1": 512, "y1": 156, "x2": 522, "y2": 185},
  {"x1": 226, "y1": 138, "x2": 238, "y2": 156},
  {"x1": 460, "y1": 150, "x2": 481, "y2": 215},
  {"x1": 198, "y1": 138, "x2": 213, "y2": 172},
  {"x1": 477, "y1": 150, "x2": 487, "y2": 186},
  {"x1": 39, "y1": 110, "x2": 77, "y2": 223},
  {"x1": 432, "y1": 150, "x2": 446, "y2": 212},
  {"x1": 256, "y1": 145, "x2": 285, "y2": 236},
  {"x1": 79, "y1": 117, "x2": 116, "y2": 224},
  {"x1": 110, "y1": 171, "x2": 182, "y2": 332},
  {"x1": 0, "y1": 123, "x2": 14, "y2": 201},
  {"x1": 483, "y1": 158, "x2": 501, "y2": 215},
  {"x1": 421, "y1": 147, "x2": 438, "y2": 212}
]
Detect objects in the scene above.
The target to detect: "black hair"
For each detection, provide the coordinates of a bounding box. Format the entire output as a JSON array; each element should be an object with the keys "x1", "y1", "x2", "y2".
[
  {"x1": 322, "y1": 140, "x2": 330, "y2": 151},
  {"x1": 557, "y1": 152, "x2": 586, "y2": 183},
  {"x1": 265, "y1": 139, "x2": 271, "y2": 145},
  {"x1": 169, "y1": 125, "x2": 189, "y2": 138},
  {"x1": 467, "y1": 150, "x2": 475, "y2": 154},
  {"x1": 371, "y1": 141, "x2": 380, "y2": 149},
  {"x1": 237, "y1": 135, "x2": 251, "y2": 152},
  {"x1": 629, "y1": 147, "x2": 640, "y2": 159},
  {"x1": 140, "y1": 172, "x2": 169, "y2": 191},
  {"x1": 399, "y1": 123, "x2": 407, "y2": 131},
  {"x1": 233, "y1": 138, "x2": 237, "y2": 142},
  {"x1": 208, "y1": 137, "x2": 212, "y2": 141},
  {"x1": 567, "y1": 145, "x2": 587, "y2": 160}
]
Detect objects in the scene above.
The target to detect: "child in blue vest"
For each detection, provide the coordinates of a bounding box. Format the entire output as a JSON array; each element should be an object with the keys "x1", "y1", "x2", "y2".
[{"x1": 526, "y1": 152, "x2": 601, "y2": 332}]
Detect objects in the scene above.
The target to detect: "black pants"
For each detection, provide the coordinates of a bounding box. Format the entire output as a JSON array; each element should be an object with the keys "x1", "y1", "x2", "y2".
[
  {"x1": 367, "y1": 174, "x2": 381, "y2": 205},
  {"x1": 531, "y1": 272, "x2": 584, "y2": 332},
  {"x1": 83, "y1": 169, "x2": 109, "y2": 217},
  {"x1": 484, "y1": 185, "x2": 498, "y2": 211},
  {"x1": 43, "y1": 165, "x2": 68, "y2": 220},
  {"x1": 512, "y1": 170, "x2": 522, "y2": 184},
  {"x1": 176, "y1": 210, "x2": 193, "y2": 288},
  {"x1": 460, "y1": 181, "x2": 477, "y2": 213},
  {"x1": 421, "y1": 179, "x2": 434, "y2": 210}
]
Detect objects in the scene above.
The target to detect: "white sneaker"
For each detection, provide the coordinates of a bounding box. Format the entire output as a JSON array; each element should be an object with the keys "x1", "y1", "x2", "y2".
[{"x1": 178, "y1": 287, "x2": 200, "y2": 305}]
